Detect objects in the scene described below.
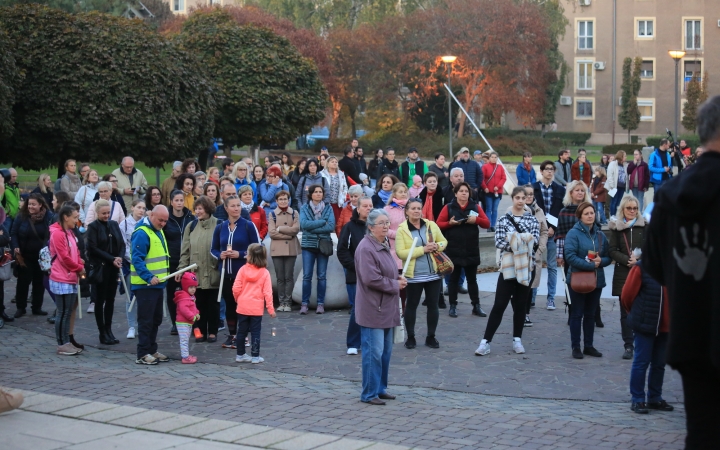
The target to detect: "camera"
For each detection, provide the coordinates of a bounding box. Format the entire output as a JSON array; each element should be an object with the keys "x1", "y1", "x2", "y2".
[
  {"x1": 0, "y1": 169, "x2": 10, "y2": 184},
  {"x1": 665, "y1": 129, "x2": 680, "y2": 152}
]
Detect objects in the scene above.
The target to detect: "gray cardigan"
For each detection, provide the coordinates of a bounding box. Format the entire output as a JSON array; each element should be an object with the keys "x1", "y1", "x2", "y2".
[{"x1": 354, "y1": 235, "x2": 401, "y2": 329}]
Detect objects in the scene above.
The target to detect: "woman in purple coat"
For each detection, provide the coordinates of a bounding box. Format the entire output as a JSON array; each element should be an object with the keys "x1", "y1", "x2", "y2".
[
  {"x1": 354, "y1": 209, "x2": 408, "y2": 405},
  {"x1": 627, "y1": 150, "x2": 650, "y2": 213}
]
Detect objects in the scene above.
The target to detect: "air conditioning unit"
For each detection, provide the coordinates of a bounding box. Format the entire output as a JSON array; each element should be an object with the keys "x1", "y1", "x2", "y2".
[
  {"x1": 717, "y1": 19, "x2": 720, "y2": 27},
  {"x1": 618, "y1": 97, "x2": 623, "y2": 106},
  {"x1": 560, "y1": 96, "x2": 572, "y2": 106},
  {"x1": 594, "y1": 62, "x2": 606, "y2": 70},
  {"x1": 579, "y1": 0, "x2": 591, "y2": 5}
]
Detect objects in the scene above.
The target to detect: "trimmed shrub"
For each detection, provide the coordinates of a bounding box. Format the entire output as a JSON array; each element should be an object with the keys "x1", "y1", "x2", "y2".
[{"x1": 602, "y1": 144, "x2": 645, "y2": 154}]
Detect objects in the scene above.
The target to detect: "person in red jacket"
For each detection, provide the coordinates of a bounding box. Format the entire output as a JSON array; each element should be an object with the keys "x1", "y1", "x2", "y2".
[
  {"x1": 571, "y1": 153, "x2": 592, "y2": 186},
  {"x1": 232, "y1": 244, "x2": 276, "y2": 364},
  {"x1": 174, "y1": 272, "x2": 200, "y2": 364},
  {"x1": 481, "y1": 152, "x2": 507, "y2": 231},
  {"x1": 238, "y1": 185, "x2": 268, "y2": 240}
]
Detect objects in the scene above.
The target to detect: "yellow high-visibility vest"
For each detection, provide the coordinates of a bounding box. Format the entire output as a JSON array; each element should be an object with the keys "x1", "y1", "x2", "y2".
[{"x1": 130, "y1": 225, "x2": 169, "y2": 286}]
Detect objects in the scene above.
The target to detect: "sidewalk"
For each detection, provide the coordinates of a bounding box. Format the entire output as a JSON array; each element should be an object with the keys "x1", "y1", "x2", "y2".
[{"x1": 1, "y1": 388, "x2": 403, "y2": 450}]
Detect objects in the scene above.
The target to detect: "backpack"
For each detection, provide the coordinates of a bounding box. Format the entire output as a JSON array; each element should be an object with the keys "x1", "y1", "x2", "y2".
[{"x1": 271, "y1": 210, "x2": 295, "y2": 224}]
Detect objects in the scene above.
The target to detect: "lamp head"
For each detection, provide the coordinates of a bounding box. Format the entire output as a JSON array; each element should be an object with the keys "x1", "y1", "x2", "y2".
[
  {"x1": 668, "y1": 50, "x2": 686, "y2": 60},
  {"x1": 441, "y1": 55, "x2": 457, "y2": 64}
]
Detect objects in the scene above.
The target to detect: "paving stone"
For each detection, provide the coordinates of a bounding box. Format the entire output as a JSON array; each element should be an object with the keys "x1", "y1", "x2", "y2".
[
  {"x1": 313, "y1": 437, "x2": 377, "y2": 450},
  {"x1": 54, "y1": 401, "x2": 117, "y2": 418},
  {"x1": 173, "y1": 419, "x2": 240, "y2": 438},
  {"x1": 270, "y1": 432, "x2": 342, "y2": 450},
  {"x1": 139, "y1": 414, "x2": 208, "y2": 432},
  {"x1": 236, "y1": 428, "x2": 304, "y2": 447},
  {"x1": 203, "y1": 423, "x2": 271, "y2": 443},
  {"x1": 24, "y1": 396, "x2": 91, "y2": 414},
  {"x1": 82, "y1": 405, "x2": 147, "y2": 423},
  {"x1": 109, "y1": 409, "x2": 178, "y2": 427}
]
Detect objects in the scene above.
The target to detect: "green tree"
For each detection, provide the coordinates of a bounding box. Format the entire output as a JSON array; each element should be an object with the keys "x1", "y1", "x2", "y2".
[
  {"x1": 618, "y1": 57, "x2": 642, "y2": 143},
  {"x1": 682, "y1": 70, "x2": 710, "y2": 133},
  {"x1": 0, "y1": 23, "x2": 20, "y2": 141},
  {"x1": 175, "y1": 8, "x2": 327, "y2": 148},
  {"x1": 0, "y1": 4, "x2": 217, "y2": 171}
]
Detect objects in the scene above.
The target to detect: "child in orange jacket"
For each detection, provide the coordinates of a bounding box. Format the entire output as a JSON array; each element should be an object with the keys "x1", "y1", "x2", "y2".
[
  {"x1": 174, "y1": 272, "x2": 200, "y2": 364},
  {"x1": 232, "y1": 243, "x2": 276, "y2": 364}
]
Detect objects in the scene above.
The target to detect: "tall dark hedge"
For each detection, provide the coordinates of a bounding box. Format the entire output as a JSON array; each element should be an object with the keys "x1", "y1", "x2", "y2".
[
  {"x1": 0, "y1": 4, "x2": 217, "y2": 170},
  {"x1": 0, "y1": 23, "x2": 19, "y2": 141}
]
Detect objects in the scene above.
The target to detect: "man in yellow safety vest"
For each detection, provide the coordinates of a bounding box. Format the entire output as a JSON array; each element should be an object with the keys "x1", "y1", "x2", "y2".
[{"x1": 131, "y1": 205, "x2": 170, "y2": 365}]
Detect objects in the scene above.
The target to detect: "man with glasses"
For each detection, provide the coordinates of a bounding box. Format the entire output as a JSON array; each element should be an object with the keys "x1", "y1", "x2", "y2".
[
  {"x1": 112, "y1": 156, "x2": 148, "y2": 212},
  {"x1": 532, "y1": 161, "x2": 566, "y2": 310}
]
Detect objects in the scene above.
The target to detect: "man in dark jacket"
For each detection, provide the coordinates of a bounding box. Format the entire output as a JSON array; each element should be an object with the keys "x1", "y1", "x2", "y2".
[
  {"x1": 400, "y1": 147, "x2": 429, "y2": 188},
  {"x1": 428, "y1": 153, "x2": 450, "y2": 189},
  {"x1": 643, "y1": 95, "x2": 720, "y2": 447},
  {"x1": 553, "y1": 149, "x2": 572, "y2": 186},
  {"x1": 532, "y1": 161, "x2": 566, "y2": 310},
  {"x1": 377, "y1": 147, "x2": 400, "y2": 178},
  {"x1": 354, "y1": 147, "x2": 368, "y2": 176},
  {"x1": 339, "y1": 146, "x2": 362, "y2": 185},
  {"x1": 450, "y1": 147, "x2": 483, "y2": 192},
  {"x1": 336, "y1": 198, "x2": 374, "y2": 355}
]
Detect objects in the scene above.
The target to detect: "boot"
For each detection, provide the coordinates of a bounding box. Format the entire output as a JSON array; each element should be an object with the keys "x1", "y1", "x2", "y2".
[
  {"x1": 595, "y1": 305, "x2": 604, "y2": 328},
  {"x1": 438, "y1": 296, "x2": 447, "y2": 309},
  {"x1": 69, "y1": 334, "x2": 84, "y2": 351},
  {"x1": 106, "y1": 326, "x2": 120, "y2": 344},
  {"x1": 98, "y1": 328, "x2": 114, "y2": 345},
  {"x1": 1, "y1": 311, "x2": 14, "y2": 323},
  {"x1": 0, "y1": 388, "x2": 24, "y2": 413},
  {"x1": 472, "y1": 304, "x2": 487, "y2": 317}
]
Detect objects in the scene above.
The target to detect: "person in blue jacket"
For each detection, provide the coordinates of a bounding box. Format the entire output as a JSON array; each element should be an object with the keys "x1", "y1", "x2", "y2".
[
  {"x1": 299, "y1": 184, "x2": 335, "y2": 316},
  {"x1": 564, "y1": 201, "x2": 611, "y2": 360},
  {"x1": 648, "y1": 139, "x2": 673, "y2": 189},
  {"x1": 450, "y1": 148, "x2": 483, "y2": 192},
  {"x1": 516, "y1": 152, "x2": 537, "y2": 186},
  {"x1": 258, "y1": 166, "x2": 288, "y2": 215}
]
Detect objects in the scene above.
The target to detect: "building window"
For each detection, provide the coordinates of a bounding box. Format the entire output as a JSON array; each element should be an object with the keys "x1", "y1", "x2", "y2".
[
  {"x1": 685, "y1": 20, "x2": 701, "y2": 50},
  {"x1": 638, "y1": 20, "x2": 653, "y2": 37},
  {"x1": 641, "y1": 60, "x2": 654, "y2": 79},
  {"x1": 638, "y1": 99, "x2": 654, "y2": 121},
  {"x1": 576, "y1": 100, "x2": 593, "y2": 119},
  {"x1": 684, "y1": 60, "x2": 702, "y2": 90},
  {"x1": 577, "y1": 61, "x2": 593, "y2": 90},
  {"x1": 578, "y1": 21, "x2": 594, "y2": 50},
  {"x1": 173, "y1": 0, "x2": 184, "y2": 11}
]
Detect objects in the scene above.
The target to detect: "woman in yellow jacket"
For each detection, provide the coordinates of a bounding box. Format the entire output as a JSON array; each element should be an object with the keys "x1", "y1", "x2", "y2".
[{"x1": 395, "y1": 198, "x2": 448, "y2": 350}]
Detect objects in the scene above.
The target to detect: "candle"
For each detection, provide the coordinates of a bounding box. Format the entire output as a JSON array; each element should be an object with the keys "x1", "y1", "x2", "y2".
[{"x1": 271, "y1": 327, "x2": 277, "y2": 337}]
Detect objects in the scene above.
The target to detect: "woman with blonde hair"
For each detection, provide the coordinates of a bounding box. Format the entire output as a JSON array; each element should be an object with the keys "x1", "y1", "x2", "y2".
[
  {"x1": 320, "y1": 156, "x2": 349, "y2": 223},
  {"x1": 231, "y1": 161, "x2": 256, "y2": 197},
  {"x1": 85, "y1": 181, "x2": 125, "y2": 226},
  {"x1": 606, "y1": 150, "x2": 628, "y2": 217},
  {"x1": 31, "y1": 174, "x2": 54, "y2": 207},
  {"x1": 75, "y1": 169, "x2": 99, "y2": 224}
]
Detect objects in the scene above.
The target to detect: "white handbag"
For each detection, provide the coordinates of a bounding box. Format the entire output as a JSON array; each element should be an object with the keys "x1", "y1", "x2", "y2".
[{"x1": 393, "y1": 297, "x2": 406, "y2": 344}]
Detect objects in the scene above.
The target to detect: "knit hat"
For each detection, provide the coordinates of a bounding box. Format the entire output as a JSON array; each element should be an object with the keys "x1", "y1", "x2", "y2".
[{"x1": 181, "y1": 272, "x2": 198, "y2": 292}]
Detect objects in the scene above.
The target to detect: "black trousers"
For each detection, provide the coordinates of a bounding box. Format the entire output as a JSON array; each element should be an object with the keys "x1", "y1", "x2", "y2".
[
  {"x1": 448, "y1": 264, "x2": 479, "y2": 306},
  {"x1": 93, "y1": 268, "x2": 118, "y2": 330},
  {"x1": 678, "y1": 362, "x2": 720, "y2": 449},
  {"x1": 525, "y1": 269, "x2": 536, "y2": 315},
  {"x1": 222, "y1": 272, "x2": 238, "y2": 335},
  {"x1": 135, "y1": 288, "x2": 164, "y2": 359},
  {"x1": 236, "y1": 314, "x2": 262, "y2": 357},
  {"x1": 405, "y1": 279, "x2": 442, "y2": 338},
  {"x1": 618, "y1": 296, "x2": 634, "y2": 347},
  {"x1": 15, "y1": 258, "x2": 45, "y2": 312},
  {"x1": 165, "y1": 267, "x2": 179, "y2": 325},
  {"x1": 484, "y1": 273, "x2": 531, "y2": 342},
  {"x1": 194, "y1": 288, "x2": 219, "y2": 337}
]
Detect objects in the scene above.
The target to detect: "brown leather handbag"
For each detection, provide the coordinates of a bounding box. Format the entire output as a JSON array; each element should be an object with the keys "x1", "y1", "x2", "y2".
[{"x1": 570, "y1": 230, "x2": 603, "y2": 294}]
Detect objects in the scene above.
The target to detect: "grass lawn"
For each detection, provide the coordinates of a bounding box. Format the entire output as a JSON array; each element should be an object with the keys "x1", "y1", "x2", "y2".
[{"x1": 14, "y1": 162, "x2": 175, "y2": 191}]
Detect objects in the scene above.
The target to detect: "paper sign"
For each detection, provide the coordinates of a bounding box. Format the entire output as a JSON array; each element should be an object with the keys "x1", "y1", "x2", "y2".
[
  {"x1": 608, "y1": 188, "x2": 618, "y2": 198},
  {"x1": 546, "y1": 214, "x2": 558, "y2": 227}
]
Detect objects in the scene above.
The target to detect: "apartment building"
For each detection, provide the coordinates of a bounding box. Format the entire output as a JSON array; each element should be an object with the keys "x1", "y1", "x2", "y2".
[
  {"x1": 168, "y1": 0, "x2": 239, "y2": 15},
  {"x1": 555, "y1": 0, "x2": 719, "y2": 144}
]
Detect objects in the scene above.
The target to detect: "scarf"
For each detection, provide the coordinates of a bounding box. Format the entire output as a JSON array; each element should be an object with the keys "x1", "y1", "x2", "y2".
[
  {"x1": 624, "y1": 217, "x2": 637, "y2": 228},
  {"x1": 390, "y1": 198, "x2": 408, "y2": 208},
  {"x1": 279, "y1": 206, "x2": 289, "y2": 212},
  {"x1": 523, "y1": 162, "x2": 532, "y2": 173},
  {"x1": 422, "y1": 192, "x2": 434, "y2": 221},
  {"x1": 310, "y1": 200, "x2": 325, "y2": 219},
  {"x1": 378, "y1": 189, "x2": 391, "y2": 205},
  {"x1": 30, "y1": 208, "x2": 46, "y2": 223},
  {"x1": 241, "y1": 201, "x2": 254, "y2": 215}
]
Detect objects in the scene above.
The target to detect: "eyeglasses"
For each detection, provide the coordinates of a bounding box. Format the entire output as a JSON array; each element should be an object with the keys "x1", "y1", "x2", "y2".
[
  {"x1": 109, "y1": 179, "x2": 118, "y2": 183},
  {"x1": 374, "y1": 221, "x2": 390, "y2": 227},
  {"x1": 625, "y1": 206, "x2": 638, "y2": 211}
]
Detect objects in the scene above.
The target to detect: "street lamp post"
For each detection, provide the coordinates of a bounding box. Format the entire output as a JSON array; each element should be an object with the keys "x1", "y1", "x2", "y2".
[
  {"x1": 441, "y1": 55, "x2": 457, "y2": 160},
  {"x1": 669, "y1": 50, "x2": 686, "y2": 140}
]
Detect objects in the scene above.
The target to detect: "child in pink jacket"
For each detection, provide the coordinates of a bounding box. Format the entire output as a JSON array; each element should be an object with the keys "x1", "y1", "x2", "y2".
[
  {"x1": 232, "y1": 244, "x2": 276, "y2": 364},
  {"x1": 174, "y1": 272, "x2": 200, "y2": 364}
]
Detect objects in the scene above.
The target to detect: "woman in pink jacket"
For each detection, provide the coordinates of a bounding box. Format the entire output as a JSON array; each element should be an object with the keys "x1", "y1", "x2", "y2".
[
  {"x1": 232, "y1": 244, "x2": 276, "y2": 364},
  {"x1": 49, "y1": 205, "x2": 86, "y2": 356},
  {"x1": 384, "y1": 183, "x2": 409, "y2": 307},
  {"x1": 481, "y1": 151, "x2": 507, "y2": 231}
]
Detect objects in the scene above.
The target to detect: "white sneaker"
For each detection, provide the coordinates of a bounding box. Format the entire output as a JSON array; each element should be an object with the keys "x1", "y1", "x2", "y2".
[
  {"x1": 87, "y1": 302, "x2": 95, "y2": 313},
  {"x1": 245, "y1": 337, "x2": 250, "y2": 347},
  {"x1": 346, "y1": 348, "x2": 358, "y2": 355},
  {"x1": 513, "y1": 337, "x2": 525, "y2": 354},
  {"x1": 235, "y1": 354, "x2": 252, "y2": 363},
  {"x1": 251, "y1": 356, "x2": 264, "y2": 364},
  {"x1": 127, "y1": 327, "x2": 136, "y2": 339},
  {"x1": 475, "y1": 339, "x2": 490, "y2": 356},
  {"x1": 546, "y1": 300, "x2": 556, "y2": 310}
]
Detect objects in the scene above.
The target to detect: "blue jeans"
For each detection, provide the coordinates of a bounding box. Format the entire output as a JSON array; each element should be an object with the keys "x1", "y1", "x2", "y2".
[
  {"x1": 344, "y1": 270, "x2": 361, "y2": 349},
  {"x1": 360, "y1": 326, "x2": 393, "y2": 402},
  {"x1": 484, "y1": 194, "x2": 502, "y2": 228},
  {"x1": 444, "y1": 268, "x2": 465, "y2": 288},
  {"x1": 302, "y1": 250, "x2": 328, "y2": 305},
  {"x1": 631, "y1": 188, "x2": 645, "y2": 213},
  {"x1": 219, "y1": 295, "x2": 226, "y2": 321},
  {"x1": 546, "y1": 238, "x2": 557, "y2": 302},
  {"x1": 630, "y1": 332, "x2": 668, "y2": 403},
  {"x1": 568, "y1": 287, "x2": 601, "y2": 349},
  {"x1": 124, "y1": 272, "x2": 137, "y2": 329},
  {"x1": 593, "y1": 201, "x2": 607, "y2": 224},
  {"x1": 610, "y1": 187, "x2": 626, "y2": 216}
]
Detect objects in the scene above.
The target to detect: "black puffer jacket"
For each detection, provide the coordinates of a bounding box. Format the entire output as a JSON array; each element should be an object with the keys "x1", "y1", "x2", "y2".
[
  {"x1": 165, "y1": 208, "x2": 195, "y2": 270},
  {"x1": 86, "y1": 219, "x2": 125, "y2": 278},
  {"x1": 11, "y1": 210, "x2": 53, "y2": 257},
  {"x1": 419, "y1": 186, "x2": 444, "y2": 221},
  {"x1": 626, "y1": 261, "x2": 664, "y2": 335},
  {"x1": 608, "y1": 215, "x2": 646, "y2": 296},
  {"x1": 443, "y1": 198, "x2": 482, "y2": 266},
  {"x1": 336, "y1": 210, "x2": 366, "y2": 284}
]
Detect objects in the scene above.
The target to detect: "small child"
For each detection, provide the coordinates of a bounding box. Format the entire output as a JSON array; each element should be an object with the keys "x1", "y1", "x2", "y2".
[
  {"x1": 232, "y1": 243, "x2": 276, "y2": 364},
  {"x1": 591, "y1": 167, "x2": 608, "y2": 225},
  {"x1": 408, "y1": 175, "x2": 424, "y2": 198},
  {"x1": 174, "y1": 272, "x2": 200, "y2": 364},
  {"x1": 621, "y1": 260, "x2": 673, "y2": 414}
]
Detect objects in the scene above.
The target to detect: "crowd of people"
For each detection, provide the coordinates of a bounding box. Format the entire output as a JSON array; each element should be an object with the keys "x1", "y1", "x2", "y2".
[{"x1": 0, "y1": 129, "x2": 708, "y2": 424}]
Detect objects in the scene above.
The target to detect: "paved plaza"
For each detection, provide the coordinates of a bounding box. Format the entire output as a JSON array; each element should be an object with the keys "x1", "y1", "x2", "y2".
[{"x1": 0, "y1": 277, "x2": 687, "y2": 449}]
